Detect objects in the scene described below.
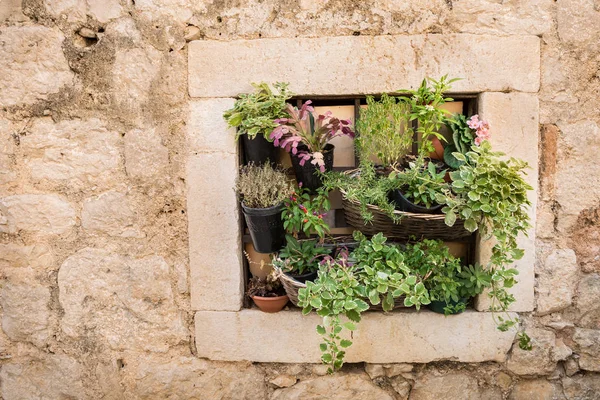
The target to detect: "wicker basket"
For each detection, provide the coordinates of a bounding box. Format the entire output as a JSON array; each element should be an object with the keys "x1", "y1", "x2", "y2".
[
  {"x1": 274, "y1": 266, "x2": 410, "y2": 310},
  {"x1": 274, "y1": 266, "x2": 306, "y2": 307},
  {"x1": 340, "y1": 191, "x2": 471, "y2": 241}
]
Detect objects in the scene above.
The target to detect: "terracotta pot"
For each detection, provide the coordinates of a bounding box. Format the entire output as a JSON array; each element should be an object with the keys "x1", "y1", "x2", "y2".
[
  {"x1": 251, "y1": 294, "x2": 289, "y2": 313},
  {"x1": 428, "y1": 137, "x2": 445, "y2": 160}
]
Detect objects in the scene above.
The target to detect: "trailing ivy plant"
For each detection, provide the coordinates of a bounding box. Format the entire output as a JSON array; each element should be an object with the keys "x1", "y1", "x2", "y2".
[
  {"x1": 298, "y1": 232, "x2": 430, "y2": 373},
  {"x1": 441, "y1": 141, "x2": 533, "y2": 349},
  {"x1": 222, "y1": 82, "x2": 293, "y2": 140}
]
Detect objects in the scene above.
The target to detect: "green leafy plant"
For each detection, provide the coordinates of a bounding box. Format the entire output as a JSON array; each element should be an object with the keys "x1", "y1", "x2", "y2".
[
  {"x1": 403, "y1": 240, "x2": 492, "y2": 315},
  {"x1": 444, "y1": 114, "x2": 491, "y2": 169},
  {"x1": 235, "y1": 163, "x2": 293, "y2": 208},
  {"x1": 282, "y1": 186, "x2": 330, "y2": 239},
  {"x1": 356, "y1": 94, "x2": 413, "y2": 168},
  {"x1": 392, "y1": 159, "x2": 448, "y2": 208},
  {"x1": 402, "y1": 75, "x2": 459, "y2": 157},
  {"x1": 223, "y1": 82, "x2": 292, "y2": 140},
  {"x1": 441, "y1": 141, "x2": 533, "y2": 347},
  {"x1": 298, "y1": 232, "x2": 430, "y2": 373},
  {"x1": 272, "y1": 235, "x2": 331, "y2": 275},
  {"x1": 321, "y1": 161, "x2": 400, "y2": 224}
]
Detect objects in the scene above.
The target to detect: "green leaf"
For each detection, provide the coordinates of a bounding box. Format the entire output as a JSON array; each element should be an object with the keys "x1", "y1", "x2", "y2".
[
  {"x1": 320, "y1": 343, "x2": 327, "y2": 352},
  {"x1": 354, "y1": 299, "x2": 370, "y2": 312},
  {"x1": 322, "y1": 353, "x2": 333, "y2": 363},
  {"x1": 346, "y1": 309, "x2": 361, "y2": 322},
  {"x1": 445, "y1": 210, "x2": 457, "y2": 227},
  {"x1": 310, "y1": 297, "x2": 322, "y2": 308},
  {"x1": 316, "y1": 325, "x2": 326, "y2": 335},
  {"x1": 343, "y1": 322, "x2": 357, "y2": 331},
  {"x1": 464, "y1": 218, "x2": 478, "y2": 232},
  {"x1": 452, "y1": 152, "x2": 467, "y2": 162},
  {"x1": 340, "y1": 339, "x2": 353, "y2": 348},
  {"x1": 344, "y1": 300, "x2": 357, "y2": 310},
  {"x1": 468, "y1": 191, "x2": 480, "y2": 201}
]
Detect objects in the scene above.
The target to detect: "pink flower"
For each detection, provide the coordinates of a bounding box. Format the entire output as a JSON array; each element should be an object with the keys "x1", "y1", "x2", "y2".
[{"x1": 474, "y1": 137, "x2": 484, "y2": 146}]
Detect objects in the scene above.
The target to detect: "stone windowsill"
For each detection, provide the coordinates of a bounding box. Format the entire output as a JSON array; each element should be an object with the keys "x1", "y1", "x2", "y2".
[{"x1": 194, "y1": 309, "x2": 517, "y2": 364}]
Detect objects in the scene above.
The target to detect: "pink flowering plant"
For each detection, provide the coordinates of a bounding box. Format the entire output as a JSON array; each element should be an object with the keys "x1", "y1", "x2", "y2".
[
  {"x1": 443, "y1": 113, "x2": 492, "y2": 169},
  {"x1": 270, "y1": 101, "x2": 354, "y2": 172}
]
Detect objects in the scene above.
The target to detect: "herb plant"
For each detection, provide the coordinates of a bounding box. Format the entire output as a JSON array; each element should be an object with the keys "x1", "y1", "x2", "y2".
[
  {"x1": 441, "y1": 141, "x2": 533, "y2": 348},
  {"x1": 246, "y1": 273, "x2": 285, "y2": 298},
  {"x1": 321, "y1": 161, "x2": 400, "y2": 223},
  {"x1": 392, "y1": 160, "x2": 448, "y2": 208},
  {"x1": 270, "y1": 101, "x2": 354, "y2": 172},
  {"x1": 273, "y1": 235, "x2": 331, "y2": 275},
  {"x1": 402, "y1": 75, "x2": 459, "y2": 157},
  {"x1": 356, "y1": 94, "x2": 413, "y2": 168},
  {"x1": 282, "y1": 186, "x2": 330, "y2": 239},
  {"x1": 236, "y1": 163, "x2": 293, "y2": 208},
  {"x1": 223, "y1": 82, "x2": 292, "y2": 140}
]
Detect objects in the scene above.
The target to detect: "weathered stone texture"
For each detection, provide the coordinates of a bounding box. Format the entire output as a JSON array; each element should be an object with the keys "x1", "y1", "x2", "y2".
[
  {"x1": 0, "y1": 26, "x2": 73, "y2": 107},
  {"x1": 1, "y1": 268, "x2": 51, "y2": 347},
  {"x1": 0, "y1": 354, "x2": 87, "y2": 400},
  {"x1": 188, "y1": 153, "x2": 243, "y2": 311},
  {"x1": 21, "y1": 118, "x2": 122, "y2": 187},
  {"x1": 120, "y1": 354, "x2": 267, "y2": 399},
  {"x1": 537, "y1": 249, "x2": 579, "y2": 315},
  {"x1": 570, "y1": 206, "x2": 600, "y2": 273},
  {"x1": 507, "y1": 328, "x2": 557, "y2": 375},
  {"x1": 189, "y1": 35, "x2": 540, "y2": 98},
  {"x1": 124, "y1": 128, "x2": 170, "y2": 181},
  {"x1": 272, "y1": 374, "x2": 393, "y2": 400},
  {"x1": 188, "y1": 98, "x2": 237, "y2": 154},
  {"x1": 58, "y1": 248, "x2": 188, "y2": 352},
  {"x1": 409, "y1": 372, "x2": 496, "y2": 400},
  {"x1": 0, "y1": 120, "x2": 17, "y2": 187},
  {"x1": 562, "y1": 374, "x2": 600, "y2": 400},
  {"x1": 196, "y1": 310, "x2": 516, "y2": 363},
  {"x1": 44, "y1": 0, "x2": 124, "y2": 23},
  {"x1": 554, "y1": 120, "x2": 600, "y2": 232},
  {"x1": 573, "y1": 328, "x2": 600, "y2": 372},
  {"x1": 0, "y1": 194, "x2": 76, "y2": 235},
  {"x1": 509, "y1": 379, "x2": 564, "y2": 400},
  {"x1": 576, "y1": 274, "x2": 600, "y2": 329},
  {"x1": 0, "y1": 243, "x2": 53, "y2": 270},
  {"x1": 557, "y1": 0, "x2": 600, "y2": 45},
  {"x1": 82, "y1": 191, "x2": 144, "y2": 238},
  {"x1": 0, "y1": 0, "x2": 26, "y2": 22}
]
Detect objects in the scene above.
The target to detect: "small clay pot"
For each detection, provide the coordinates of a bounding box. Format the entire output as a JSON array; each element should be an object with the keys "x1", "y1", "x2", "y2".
[
  {"x1": 251, "y1": 294, "x2": 289, "y2": 313},
  {"x1": 428, "y1": 137, "x2": 445, "y2": 160}
]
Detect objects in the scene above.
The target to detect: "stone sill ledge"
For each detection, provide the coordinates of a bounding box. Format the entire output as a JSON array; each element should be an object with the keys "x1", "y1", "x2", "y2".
[{"x1": 194, "y1": 309, "x2": 517, "y2": 364}]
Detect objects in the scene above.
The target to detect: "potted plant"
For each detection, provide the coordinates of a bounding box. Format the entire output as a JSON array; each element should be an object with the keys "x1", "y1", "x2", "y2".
[
  {"x1": 298, "y1": 232, "x2": 431, "y2": 373},
  {"x1": 402, "y1": 239, "x2": 492, "y2": 315},
  {"x1": 390, "y1": 159, "x2": 448, "y2": 214},
  {"x1": 272, "y1": 235, "x2": 331, "y2": 283},
  {"x1": 444, "y1": 114, "x2": 491, "y2": 169},
  {"x1": 223, "y1": 82, "x2": 292, "y2": 165},
  {"x1": 282, "y1": 185, "x2": 331, "y2": 240},
  {"x1": 356, "y1": 93, "x2": 413, "y2": 171},
  {"x1": 270, "y1": 100, "x2": 354, "y2": 191},
  {"x1": 247, "y1": 273, "x2": 289, "y2": 313},
  {"x1": 236, "y1": 163, "x2": 293, "y2": 253}
]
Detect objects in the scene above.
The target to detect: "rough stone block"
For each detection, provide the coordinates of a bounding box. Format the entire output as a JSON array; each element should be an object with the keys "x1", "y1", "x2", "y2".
[
  {"x1": 82, "y1": 191, "x2": 145, "y2": 238},
  {"x1": 0, "y1": 26, "x2": 73, "y2": 107},
  {"x1": 188, "y1": 98, "x2": 237, "y2": 154},
  {"x1": 272, "y1": 374, "x2": 393, "y2": 400},
  {"x1": 0, "y1": 194, "x2": 76, "y2": 235},
  {"x1": 58, "y1": 248, "x2": 188, "y2": 352},
  {"x1": 187, "y1": 153, "x2": 243, "y2": 311},
  {"x1": 576, "y1": 274, "x2": 600, "y2": 329},
  {"x1": 0, "y1": 0, "x2": 26, "y2": 22},
  {"x1": 573, "y1": 328, "x2": 600, "y2": 372},
  {"x1": 124, "y1": 128, "x2": 169, "y2": 181},
  {"x1": 189, "y1": 35, "x2": 540, "y2": 97},
  {"x1": 1, "y1": 269, "x2": 51, "y2": 347},
  {"x1": 509, "y1": 379, "x2": 562, "y2": 400},
  {"x1": 0, "y1": 355, "x2": 86, "y2": 400},
  {"x1": 22, "y1": 118, "x2": 122, "y2": 187},
  {"x1": 475, "y1": 92, "x2": 539, "y2": 312},
  {"x1": 507, "y1": 327, "x2": 557, "y2": 375},
  {"x1": 195, "y1": 310, "x2": 516, "y2": 363},
  {"x1": 557, "y1": 0, "x2": 600, "y2": 45},
  {"x1": 536, "y1": 248, "x2": 578, "y2": 315},
  {"x1": 554, "y1": 120, "x2": 600, "y2": 232},
  {"x1": 410, "y1": 372, "x2": 497, "y2": 400},
  {"x1": 0, "y1": 243, "x2": 54, "y2": 270}
]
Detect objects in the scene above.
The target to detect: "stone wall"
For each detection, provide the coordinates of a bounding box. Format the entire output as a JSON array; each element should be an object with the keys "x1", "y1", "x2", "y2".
[{"x1": 0, "y1": 1, "x2": 598, "y2": 399}]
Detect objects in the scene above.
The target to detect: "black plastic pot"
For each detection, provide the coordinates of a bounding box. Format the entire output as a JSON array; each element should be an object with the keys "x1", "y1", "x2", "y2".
[
  {"x1": 428, "y1": 298, "x2": 468, "y2": 315},
  {"x1": 284, "y1": 270, "x2": 318, "y2": 284},
  {"x1": 241, "y1": 203, "x2": 285, "y2": 253},
  {"x1": 290, "y1": 144, "x2": 334, "y2": 192},
  {"x1": 242, "y1": 133, "x2": 278, "y2": 166},
  {"x1": 391, "y1": 189, "x2": 443, "y2": 214}
]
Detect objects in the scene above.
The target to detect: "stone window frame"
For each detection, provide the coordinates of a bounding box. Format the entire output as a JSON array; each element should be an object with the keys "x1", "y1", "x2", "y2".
[{"x1": 186, "y1": 34, "x2": 539, "y2": 363}]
